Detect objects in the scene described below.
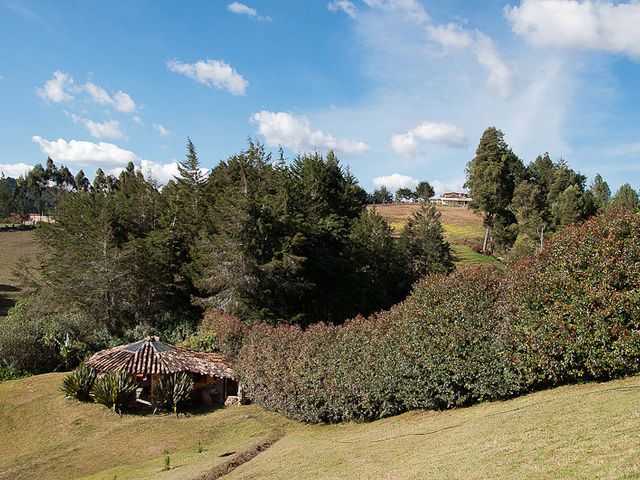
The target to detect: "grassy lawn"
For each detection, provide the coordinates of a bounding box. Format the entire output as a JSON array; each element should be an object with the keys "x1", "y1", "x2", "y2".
[
  {"x1": 228, "y1": 376, "x2": 640, "y2": 480},
  {"x1": 0, "y1": 229, "x2": 38, "y2": 316},
  {"x1": 2, "y1": 373, "x2": 639, "y2": 479},
  {"x1": 0, "y1": 373, "x2": 290, "y2": 480}
]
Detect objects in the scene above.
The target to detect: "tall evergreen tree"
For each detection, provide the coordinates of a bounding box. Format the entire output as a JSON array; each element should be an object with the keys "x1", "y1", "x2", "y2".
[
  {"x1": 371, "y1": 186, "x2": 392, "y2": 204},
  {"x1": 415, "y1": 181, "x2": 435, "y2": 200},
  {"x1": 399, "y1": 201, "x2": 453, "y2": 278},
  {"x1": 589, "y1": 174, "x2": 611, "y2": 210},
  {"x1": 465, "y1": 127, "x2": 524, "y2": 251},
  {"x1": 612, "y1": 183, "x2": 639, "y2": 210}
]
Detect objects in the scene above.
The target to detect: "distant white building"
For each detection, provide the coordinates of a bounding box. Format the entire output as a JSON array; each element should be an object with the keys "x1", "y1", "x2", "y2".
[{"x1": 431, "y1": 192, "x2": 472, "y2": 207}]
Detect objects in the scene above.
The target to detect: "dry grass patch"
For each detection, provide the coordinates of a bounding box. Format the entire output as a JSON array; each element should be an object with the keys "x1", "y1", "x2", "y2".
[{"x1": 0, "y1": 229, "x2": 38, "y2": 316}]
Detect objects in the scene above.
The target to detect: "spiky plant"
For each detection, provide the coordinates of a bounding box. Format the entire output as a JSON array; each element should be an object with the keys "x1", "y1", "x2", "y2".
[
  {"x1": 91, "y1": 371, "x2": 137, "y2": 414},
  {"x1": 61, "y1": 364, "x2": 96, "y2": 401},
  {"x1": 151, "y1": 372, "x2": 194, "y2": 416}
]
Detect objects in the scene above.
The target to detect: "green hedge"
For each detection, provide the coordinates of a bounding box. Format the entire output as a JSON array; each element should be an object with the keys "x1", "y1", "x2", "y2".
[{"x1": 237, "y1": 209, "x2": 640, "y2": 423}]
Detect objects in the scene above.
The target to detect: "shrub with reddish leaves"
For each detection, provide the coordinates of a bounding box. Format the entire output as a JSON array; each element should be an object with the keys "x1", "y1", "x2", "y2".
[{"x1": 236, "y1": 209, "x2": 640, "y2": 423}]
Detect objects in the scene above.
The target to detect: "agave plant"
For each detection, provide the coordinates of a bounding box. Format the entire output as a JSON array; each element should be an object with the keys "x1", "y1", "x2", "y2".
[
  {"x1": 61, "y1": 364, "x2": 96, "y2": 401},
  {"x1": 91, "y1": 371, "x2": 137, "y2": 414},
  {"x1": 151, "y1": 372, "x2": 194, "y2": 416}
]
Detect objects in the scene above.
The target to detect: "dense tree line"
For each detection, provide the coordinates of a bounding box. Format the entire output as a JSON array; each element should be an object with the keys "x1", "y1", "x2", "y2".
[
  {"x1": 0, "y1": 141, "x2": 454, "y2": 376},
  {"x1": 465, "y1": 127, "x2": 637, "y2": 253}
]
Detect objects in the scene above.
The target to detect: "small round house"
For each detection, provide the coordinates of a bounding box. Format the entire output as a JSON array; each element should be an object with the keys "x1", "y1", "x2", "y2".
[{"x1": 85, "y1": 336, "x2": 240, "y2": 406}]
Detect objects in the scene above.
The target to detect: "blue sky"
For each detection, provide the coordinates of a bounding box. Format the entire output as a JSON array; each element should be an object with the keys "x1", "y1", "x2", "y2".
[{"x1": 1, "y1": 0, "x2": 639, "y2": 194}]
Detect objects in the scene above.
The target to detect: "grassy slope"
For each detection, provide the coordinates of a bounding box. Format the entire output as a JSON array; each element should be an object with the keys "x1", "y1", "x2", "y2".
[
  {"x1": 371, "y1": 204, "x2": 499, "y2": 267},
  {"x1": 0, "y1": 229, "x2": 38, "y2": 316},
  {"x1": 0, "y1": 373, "x2": 289, "y2": 480},
  {"x1": 1, "y1": 374, "x2": 639, "y2": 479},
  {"x1": 229, "y1": 375, "x2": 640, "y2": 480}
]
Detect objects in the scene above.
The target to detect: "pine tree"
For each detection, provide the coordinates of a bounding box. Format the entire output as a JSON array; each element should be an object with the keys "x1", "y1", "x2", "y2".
[
  {"x1": 552, "y1": 185, "x2": 584, "y2": 227},
  {"x1": 589, "y1": 174, "x2": 611, "y2": 210},
  {"x1": 400, "y1": 201, "x2": 453, "y2": 279},
  {"x1": 465, "y1": 127, "x2": 524, "y2": 251},
  {"x1": 372, "y1": 186, "x2": 392, "y2": 204},
  {"x1": 395, "y1": 187, "x2": 414, "y2": 202},
  {"x1": 612, "y1": 183, "x2": 639, "y2": 210},
  {"x1": 75, "y1": 170, "x2": 90, "y2": 193}
]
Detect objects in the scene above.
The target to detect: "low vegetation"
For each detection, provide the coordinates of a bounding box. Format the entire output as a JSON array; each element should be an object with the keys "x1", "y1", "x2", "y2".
[
  {"x1": 237, "y1": 209, "x2": 640, "y2": 422},
  {"x1": 91, "y1": 371, "x2": 137, "y2": 414},
  {"x1": 151, "y1": 372, "x2": 195, "y2": 415},
  {"x1": 60, "y1": 365, "x2": 96, "y2": 401}
]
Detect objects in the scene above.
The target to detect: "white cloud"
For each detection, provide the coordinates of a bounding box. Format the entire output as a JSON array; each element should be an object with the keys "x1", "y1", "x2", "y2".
[
  {"x1": 251, "y1": 110, "x2": 370, "y2": 155},
  {"x1": 505, "y1": 0, "x2": 640, "y2": 59},
  {"x1": 36, "y1": 71, "x2": 75, "y2": 103},
  {"x1": 328, "y1": 0, "x2": 358, "y2": 19},
  {"x1": 66, "y1": 112, "x2": 124, "y2": 139},
  {"x1": 32, "y1": 136, "x2": 138, "y2": 168},
  {"x1": 0, "y1": 162, "x2": 33, "y2": 178},
  {"x1": 430, "y1": 179, "x2": 465, "y2": 196},
  {"x1": 132, "y1": 115, "x2": 143, "y2": 125},
  {"x1": 428, "y1": 24, "x2": 512, "y2": 97},
  {"x1": 391, "y1": 121, "x2": 468, "y2": 157},
  {"x1": 426, "y1": 23, "x2": 472, "y2": 49},
  {"x1": 372, "y1": 173, "x2": 419, "y2": 191},
  {"x1": 153, "y1": 123, "x2": 174, "y2": 137},
  {"x1": 32, "y1": 136, "x2": 185, "y2": 186},
  {"x1": 227, "y1": 2, "x2": 271, "y2": 22},
  {"x1": 82, "y1": 82, "x2": 137, "y2": 113},
  {"x1": 167, "y1": 59, "x2": 248, "y2": 96},
  {"x1": 363, "y1": 0, "x2": 430, "y2": 23}
]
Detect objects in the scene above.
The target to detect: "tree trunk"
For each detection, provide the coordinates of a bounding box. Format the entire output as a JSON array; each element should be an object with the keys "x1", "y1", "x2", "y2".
[{"x1": 482, "y1": 226, "x2": 490, "y2": 253}]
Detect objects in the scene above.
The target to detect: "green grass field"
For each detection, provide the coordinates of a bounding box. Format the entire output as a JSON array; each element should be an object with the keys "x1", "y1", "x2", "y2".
[
  {"x1": 373, "y1": 204, "x2": 500, "y2": 267},
  {"x1": 0, "y1": 229, "x2": 38, "y2": 317},
  {"x1": 1, "y1": 373, "x2": 639, "y2": 479}
]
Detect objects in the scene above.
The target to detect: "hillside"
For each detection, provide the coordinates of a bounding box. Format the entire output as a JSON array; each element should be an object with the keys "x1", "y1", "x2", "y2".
[
  {"x1": 0, "y1": 229, "x2": 38, "y2": 317},
  {"x1": 1, "y1": 373, "x2": 638, "y2": 479},
  {"x1": 371, "y1": 204, "x2": 499, "y2": 266}
]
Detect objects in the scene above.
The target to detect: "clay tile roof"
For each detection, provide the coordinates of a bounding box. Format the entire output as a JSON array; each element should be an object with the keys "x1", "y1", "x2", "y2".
[{"x1": 85, "y1": 336, "x2": 234, "y2": 379}]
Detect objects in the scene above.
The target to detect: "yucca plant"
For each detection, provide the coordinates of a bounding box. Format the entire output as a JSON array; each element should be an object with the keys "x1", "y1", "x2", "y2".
[
  {"x1": 61, "y1": 364, "x2": 96, "y2": 401},
  {"x1": 91, "y1": 371, "x2": 137, "y2": 414},
  {"x1": 151, "y1": 372, "x2": 194, "y2": 416}
]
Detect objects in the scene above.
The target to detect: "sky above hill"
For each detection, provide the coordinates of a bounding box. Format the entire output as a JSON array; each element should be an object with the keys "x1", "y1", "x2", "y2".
[{"x1": 1, "y1": 0, "x2": 639, "y2": 193}]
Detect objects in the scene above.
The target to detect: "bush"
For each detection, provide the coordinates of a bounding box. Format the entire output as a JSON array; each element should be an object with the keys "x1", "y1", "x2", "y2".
[
  {"x1": 237, "y1": 210, "x2": 640, "y2": 423},
  {"x1": 199, "y1": 310, "x2": 248, "y2": 358},
  {"x1": 61, "y1": 364, "x2": 97, "y2": 401},
  {"x1": 151, "y1": 372, "x2": 194, "y2": 415},
  {"x1": 179, "y1": 333, "x2": 217, "y2": 353},
  {"x1": 0, "y1": 301, "x2": 95, "y2": 375},
  {"x1": 91, "y1": 372, "x2": 137, "y2": 414}
]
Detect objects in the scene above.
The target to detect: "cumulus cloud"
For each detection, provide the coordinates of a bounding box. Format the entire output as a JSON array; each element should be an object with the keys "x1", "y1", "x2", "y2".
[
  {"x1": 390, "y1": 121, "x2": 468, "y2": 157},
  {"x1": 328, "y1": 0, "x2": 358, "y2": 18},
  {"x1": 251, "y1": 110, "x2": 369, "y2": 155},
  {"x1": 66, "y1": 112, "x2": 124, "y2": 139},
  {"x1": 37, "y1": 72, "x2": 137, "y2": 113},
  {"x1": 227, "y1": 2, "x2": 271, "y2": 22},
  {"x1": 0, "y1": 162, "x2": 33, "y2": 178},
  {"x1": 167, "y1": 59, "x2": 248, "y2": 96},
  {"x1": 428, "y1": 23, "x2": 512, "y2": 97},
  {"x1": 372, "y1": 173, "x2": 419, "y2": 191},
  {"x1": 32, "y1": 136, "x2": 187, "y2": 185},
  {"x1": 36, "y1": 71, "x2": 75, "y2": 103},
  {"x1": 32, "y1": 136, "x2": 138, "y2": 168},
  {"x1": 153, "y1": 123, "x2": 174, "y2": 137},
  {"x1": 505, "y1": 0, "x2": 640, "y2": 59},
  {"x1": 83, "y1": 82, "x2": 137, "y2": 113},
  {"x1": 363, "y1": 0, "x2": 430, "y2": 23}
]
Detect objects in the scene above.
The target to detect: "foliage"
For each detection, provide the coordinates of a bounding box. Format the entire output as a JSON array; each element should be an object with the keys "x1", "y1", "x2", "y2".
[
  {"x1": 399, "y1": 201, "x2": 453, "y2": 278},
  {"x1": 61, "y1": 364, "x2": 97, "y2": 401},
  {"x1": 0, "y1": 300, "x2": 95, "y2": 374},
  {"x1": 91, "y1": 371, "x2": 137, "y2": 414},
  {"x1": 589, "y1": 173, "x2": 611, "y2": 209},
  {"x1": 151, "y1": 372, "x2": 194, "y2": 415},
  {"x1": 414, "y1": 181, "x2": 435, "y2": 201},
  {"x1": 370, "y1": 186, "x2": 392, "y2": 204},
  {"x1": 465, "y1": 127, "x2": 524, "y2": 251},
  {"x1": 612, "y1": 183, "x2": 639, "y2": 210},
  {"x1": 199, "y1": 310, "x2": 248, "y2": 358},
  {"x1": 237, "y1": 210, "x2": 640, "y2": 423},
  {"x1": 179, "y1": 333, "x2": 218, "y2": 353}
]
